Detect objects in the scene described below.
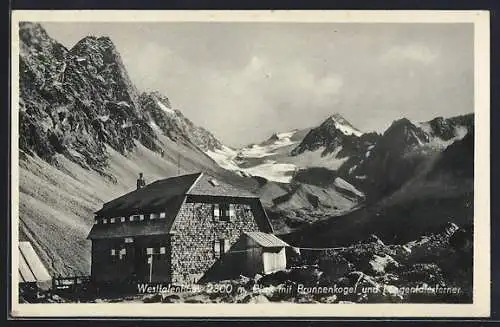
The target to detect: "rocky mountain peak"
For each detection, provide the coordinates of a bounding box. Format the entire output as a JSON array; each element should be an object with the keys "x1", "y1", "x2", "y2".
[
  {"x1": 145, "y1": 91, "x2": 172, "y2": 110},
  {"x1": 69, "y1": 35, "x2": 118, "y2": 58},
  {"x1": 383, "y1": 118, "x2": 429, "y2": 149},
  {"x1": 427, "y1": 116, "x2": 456, "y2": 141},
  {"x1": 291, "y1": 114, "x2": 364, "y2": 156},
  {"x1": 139, "y1": 91, "x2": 223, "y2": 152},
  {"x1": 327, "y1": 112, "x2": 352, "y2": 125},
  {"x1": 19, "y1": 22, "x2": 60, "y2": 50}
]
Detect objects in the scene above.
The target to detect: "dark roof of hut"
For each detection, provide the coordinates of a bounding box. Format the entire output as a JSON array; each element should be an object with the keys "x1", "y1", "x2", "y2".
[
  {"x1": 88, "y1": 172, "x2": 272, "y2": 239},
  {"x1": 95, "y1": 172, "x2": 257, "y2": 217}
]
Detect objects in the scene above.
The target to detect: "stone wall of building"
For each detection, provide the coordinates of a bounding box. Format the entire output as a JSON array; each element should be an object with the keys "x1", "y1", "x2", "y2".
[{"x1": 170, "y1": 200, "x2": 261, "y2": 284}]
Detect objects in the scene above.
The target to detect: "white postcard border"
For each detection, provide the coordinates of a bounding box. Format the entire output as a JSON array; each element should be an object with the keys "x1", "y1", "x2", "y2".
[{"x1": 10, "y1": 10, "x2": 490, "y2": 318}]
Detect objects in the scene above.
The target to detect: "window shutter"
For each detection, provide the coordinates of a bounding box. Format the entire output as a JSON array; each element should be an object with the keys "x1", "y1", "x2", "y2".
[
  {"x1": 213, "y1": 204, "x2": 219, "y2": 221},
  {"x1": 224, "y1": 239, "x2": 230, "y2": 253},
  {"x1": 213, "y1": 240, "x2": 221, "y2": 258},
  {"x1": 229, "y1": 204, "x2": 235, "y2": 220}
]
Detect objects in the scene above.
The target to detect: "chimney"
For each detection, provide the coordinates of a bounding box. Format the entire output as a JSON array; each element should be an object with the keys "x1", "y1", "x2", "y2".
[{"x1": 137, "y1": 172, "x2": 146, "y2": 190}]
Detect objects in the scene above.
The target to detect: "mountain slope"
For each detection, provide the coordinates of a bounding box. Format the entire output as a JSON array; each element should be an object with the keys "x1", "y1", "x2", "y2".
[
  {"x1": 337, "y1": 114, "x2": 473, "y2": 200},
  {"x1": 284, "y1": 125, "x2": 474, "y2": 247},
  {"x1": 18, "y1": 23, "x2": 260, "y2": 276}
]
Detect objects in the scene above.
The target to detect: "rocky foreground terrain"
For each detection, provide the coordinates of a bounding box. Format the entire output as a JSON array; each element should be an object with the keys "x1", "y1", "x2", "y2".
[{"x1": 22, "y1": 222, "x2": 472, "y2": 304}]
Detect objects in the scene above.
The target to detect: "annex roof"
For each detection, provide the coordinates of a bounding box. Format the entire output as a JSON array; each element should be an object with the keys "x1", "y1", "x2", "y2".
[
  {"x1": 244, "y1": 232, "x2": 290, "y2": 248},
  {"x1": 19, "y1": 242, "x2": 51, "y2": 286}
]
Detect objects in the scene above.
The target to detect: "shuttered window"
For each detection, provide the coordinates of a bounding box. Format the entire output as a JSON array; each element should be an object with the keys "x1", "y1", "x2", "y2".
[
  {"x1": 212, "y1": 204, "x2": 219, "y2": 221},
  {"x1": 214, "y1": 239, "x2": 230, "y2": 258},
  {"x1": 129, "y1": 215, "x2": 143, "y2": 222},
  {"x1": 229, "y1": 204, "x2": 235, "y2": 220},
  {"x1": 213, "y1": 240, "x2": 221, "y2": 258},
  {"x1": 218, "y1": 204, "x2": 233, "y2": 222}
]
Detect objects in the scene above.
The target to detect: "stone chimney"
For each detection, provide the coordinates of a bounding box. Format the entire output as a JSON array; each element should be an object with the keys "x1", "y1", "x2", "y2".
[{"x1": 137, "y1": 172, "x2": 146, "y2": 190}]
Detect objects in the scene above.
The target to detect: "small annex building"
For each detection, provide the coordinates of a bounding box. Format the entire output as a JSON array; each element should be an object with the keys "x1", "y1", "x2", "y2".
[
  {"x1": 19, "y1": 241, "x2": 52, "y2": 299},
  {"x1": 87, "y1": 172, "x2": 282, "y2": 285},
  {"x1": 233, "y1": 232, "x2": 290, "y2": 275}
]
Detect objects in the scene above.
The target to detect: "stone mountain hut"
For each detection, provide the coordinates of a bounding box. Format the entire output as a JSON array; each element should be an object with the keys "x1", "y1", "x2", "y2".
[{"x1": 87, "y1": 172, "x2": 289, "y2": 285}]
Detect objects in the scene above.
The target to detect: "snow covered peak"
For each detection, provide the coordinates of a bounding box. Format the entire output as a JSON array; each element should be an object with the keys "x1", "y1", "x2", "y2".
[{"x1": 323, "y1": 113, "x2": 363, "y2": 137}]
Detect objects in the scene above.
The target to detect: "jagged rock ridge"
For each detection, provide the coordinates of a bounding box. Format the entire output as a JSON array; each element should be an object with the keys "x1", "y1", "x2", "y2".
[{"x1": 19, "y1": 22, "x2": 226, "y2": 177}]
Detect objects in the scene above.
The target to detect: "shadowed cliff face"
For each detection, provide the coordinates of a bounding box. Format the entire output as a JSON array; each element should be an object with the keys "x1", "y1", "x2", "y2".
[
  {"x1": 19, "y1": 22, "x2": 227, "y2": 177},
  {"x1": 20, "y1": 23, "x2": 155, "y2": 174},
  {"x1": 334, "y1": 114, "x2": 473, "y2": 200}
]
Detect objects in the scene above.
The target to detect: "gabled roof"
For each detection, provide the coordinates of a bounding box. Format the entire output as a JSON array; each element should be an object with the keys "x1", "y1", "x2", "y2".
[
  {"x1": 89, "y1": 172, "x2": 272, "y2": 239},
  {"x1": 188, "y1": 173, "x2": 258, "y2": 198},
  {"x1": 95, "y1": 173, "x2": 201, "y2": 217},
  {"x1": 244, "y1": 232, "x2": 290, "y2": 248},
  {"x1": 19, "y1": 242, "x2": 51, "y2": 285},
  {"x1": 95, "y1": 172, "x2": 258, "y2": 217}
]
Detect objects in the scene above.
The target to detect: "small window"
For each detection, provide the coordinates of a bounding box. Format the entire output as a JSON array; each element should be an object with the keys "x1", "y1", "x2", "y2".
[
  {"x1": 129, "y1": 216, "x2": 134, "y2": 222},
  {"x1": 213, "y1": 240, "x2": 221, "y2": 258},
  {"x1": 110, "y1": 218, "x2": 116, "y2": 223},
  {"x1": 119, "y1": 248, "x2": 126, "y2": 260},
  {"x1": 139, "y1": 215, "x2": 144, "y2": 221},
  {"x1": 110, "y1": 249, "x2": 116, "y2": 256},
  {"x1": 214, "y1": 239, "x2": 228, "y2": 258},
  {"x1": 120, "y1": 217, "x2": 125, "y2": 223},
  {"x1": 124, "y1": 237, "x2": 134, "y2": 243},
  {"x1": 212, "y1": 204, "x2": 219, "y2": 221},
  {"x1": 160, "y1": 247, "x2": 166, "y2": 254},
  {"x1": 146, "y1": 247, "x2": 153, "y2": 255},
  {"x1": 159, "y1": 212, "x2": 166, "y2": 219},
  {"x1": 150, "y1": 213, "x2": 158, "y2": 220},
  {"x1": 219, "y1": 204, "x2": 230, "y2": 222},
  {"x1": 103, "y1": 218, "x2": 108, "y2": 224}
]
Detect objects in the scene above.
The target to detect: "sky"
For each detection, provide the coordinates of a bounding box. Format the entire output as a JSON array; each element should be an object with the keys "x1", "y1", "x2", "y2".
[{"x1": 42, "y1": 22, "x2": 474, "y2": 147}]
